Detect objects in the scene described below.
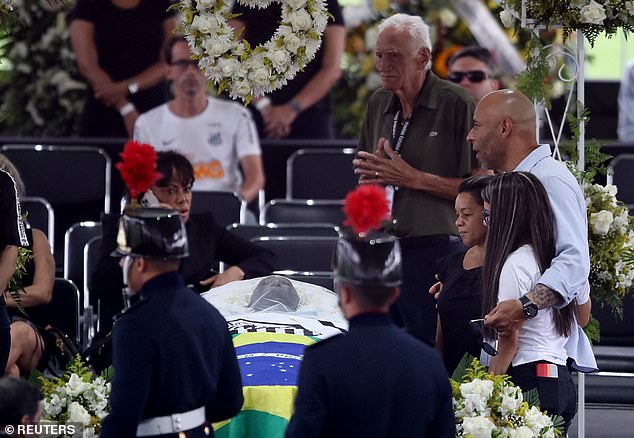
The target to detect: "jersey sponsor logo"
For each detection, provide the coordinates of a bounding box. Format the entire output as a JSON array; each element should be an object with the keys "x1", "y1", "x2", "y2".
[
  {"x1": 193, "y1": 160, "x2": 224, "y2": 180},
  {"x1": 208, "y1": 132, "x2": 222, "y2": 146}
]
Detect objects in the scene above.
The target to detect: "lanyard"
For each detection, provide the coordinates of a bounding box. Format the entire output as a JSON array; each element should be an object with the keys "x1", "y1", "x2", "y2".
[{"x1": 391, "y1": 110, "x2": 411, "y2": 154}]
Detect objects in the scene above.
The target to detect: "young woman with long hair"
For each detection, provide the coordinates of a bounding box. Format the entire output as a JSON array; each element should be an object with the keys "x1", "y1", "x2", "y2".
[{"x1": 481, "y1": 171, "x2": 578, "y2": 431}]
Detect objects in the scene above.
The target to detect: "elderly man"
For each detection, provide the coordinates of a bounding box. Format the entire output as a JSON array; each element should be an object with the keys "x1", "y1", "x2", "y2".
[
  {"x1": 286, "y1": 227, "x2": 454, "y2": 438},
  {"x1": 467, "y1": 89, "x2": 590, "y2": 333},
  {"x1": 447, "y1": 46, "x2": 501, "y2": 104},
  {"x1": 100, "y1": 208, "x2": 243, "y2": 437},
  {"x1": 133, "y1": 35, "x2": 264, "y2": 203},
  {"x1": 353, "y1": 13, "x2": 480, "y2": 344}
]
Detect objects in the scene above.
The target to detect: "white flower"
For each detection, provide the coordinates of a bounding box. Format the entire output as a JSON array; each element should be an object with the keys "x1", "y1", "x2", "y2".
[
  {"x1": 196, "y1": 0, "x2": 214, "y2": 10},
  {"x1": 232, "y1": 80, "x2": 252, "y2": 97},
  {"x1": 626, "y1": 1, "x2": 634, "y2": 15},
  {"x1": 284, "y1": 33, "x2": 303, "y2": 54},
  {"x1": 191, "y1": 15, "x2": 219, "y2": 34},
  {"x1": 606, "y1": 184, "x2": 618, "y2": 197},
  {"x1": 499, "y1": 385, "x2": 522, "y2": 413},
  {"x1": 202, "y1": 38, "x2": 229, "y2": 57},
  {"x1": 288, "y1": 9, "x2": 313, "y2": 32},
  {"x1": 509, "y1": 425, "x2": 536, "y2": 438},
  {"x1": 269, "y1": 49, "x2": 291, "y2": 69},
  {"x1": 580, "y1": 0, "x2": 607, "y2": 25},
  {"x1": 249, "y1": 67, "x2": 271, "y2": 86},
  {"x1": 65, "y1": 374, "x2": 90, "y2": 397},
  {"x1": 217, "y1": 57, "x2": 241, "y2": 77},
  {"x1": 590, "y1": 210, "x2": 613, "y2": 235},
  {"x1": 437, "y1": 8, "x2": 457, "y2": 28},
  {"x1": 286, "y1": 0, "x2": 307, "y2": 10},
  {"x1": 524, "y1": 405, "x2": 553, "y2": 432},
  {"x1": 460, "y1": 378, "x2": 494, "y2": 399},
  {"x1": 462, "y1": 416, "x2": 496, "y2": 438},
  {"x1": 67, "y1": 402, "x2": 92, "y2": 426},
  {"x1": 500, "y1": 8, "x2": 516, "y2": 28}
]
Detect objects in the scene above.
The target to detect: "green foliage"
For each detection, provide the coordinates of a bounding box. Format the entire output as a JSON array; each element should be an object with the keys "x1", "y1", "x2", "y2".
[
  {"x1": 6, "y1": 246, "x2": 33, "y2": 316},
  {"x1": 584, "y1": 315, "x2": 601, "y2": 344},
  {"x1": 515, "y1": 38, "x2": 553, "y2": 108}
]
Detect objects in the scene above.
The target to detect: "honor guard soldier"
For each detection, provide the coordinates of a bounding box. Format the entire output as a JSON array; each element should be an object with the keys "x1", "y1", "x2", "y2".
[
  {"x1": 286, "y1": 225, "x2": 455, "y2": 438},
  {"x1": 100, "y1": 208, "x2": 243, "y2": 438}
]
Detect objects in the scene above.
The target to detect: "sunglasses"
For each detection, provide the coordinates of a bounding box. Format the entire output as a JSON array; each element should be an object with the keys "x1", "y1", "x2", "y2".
[
  {"x1": 482, "y1": 208, "x2": 490, "y2": 226},
  {"x1": 448, "y1": 70, "x2": 488, "y2": 83},
  {"x1": 470, "y1": 318, "x2": 498, "y2": 356},
  {"x1": 171, "y1": 59, "x2": 199, "y2": 70}
]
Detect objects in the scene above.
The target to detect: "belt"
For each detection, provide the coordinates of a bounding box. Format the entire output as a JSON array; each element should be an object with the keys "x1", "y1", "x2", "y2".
[
  {"x1": 398, "y1": 235, "x2": 461, "y2": 250},
  {"x1": 136, "y1": 406, "x2": 205, "y2": 436}
]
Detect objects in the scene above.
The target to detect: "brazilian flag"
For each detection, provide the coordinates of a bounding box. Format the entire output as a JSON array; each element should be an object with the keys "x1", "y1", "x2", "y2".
[{"x1": 214, "y1": 332, "x2": 318, "y2": 438}]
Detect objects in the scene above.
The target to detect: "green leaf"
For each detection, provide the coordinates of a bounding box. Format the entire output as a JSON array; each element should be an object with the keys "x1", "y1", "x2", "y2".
[
  {"x1": 451, "y1": 353, "x2": 475, "y2": 382},
  {"x1": 523, "y1": 387, "x2": 541, "y2": 407}
]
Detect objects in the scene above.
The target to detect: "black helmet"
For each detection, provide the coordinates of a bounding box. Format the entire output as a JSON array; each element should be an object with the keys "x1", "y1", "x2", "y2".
[
  {"x1": 114, "y1": 207, "x2": 189, "y2": 259},
  {"x1": 333, "y1": 231, "x2": 402, "y2": 287}
]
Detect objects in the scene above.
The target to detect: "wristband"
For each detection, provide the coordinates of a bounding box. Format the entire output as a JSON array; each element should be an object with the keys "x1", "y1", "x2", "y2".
[
  {"x1": 288, "y1": 98, "x2": 302, "y2": 114},
  {"x1": 254, "y1": 97, "x2": 271, "y2": 111},
  {"x1": 119, "y1": 102, "x2": 136, "y2": 117}
]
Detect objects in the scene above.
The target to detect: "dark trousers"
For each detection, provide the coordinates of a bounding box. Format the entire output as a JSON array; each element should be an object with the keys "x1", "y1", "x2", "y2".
[
  {"x1": 508, "y1": 361, "x2": 577, "y2": 434},
  {"x1": 391, "y1": 235, "x2": 464, "y2": 345}
]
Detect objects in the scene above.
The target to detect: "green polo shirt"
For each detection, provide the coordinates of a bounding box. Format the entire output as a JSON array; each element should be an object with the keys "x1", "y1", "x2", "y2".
[{"x1": 358, "y1": 72, "x2": 475, "y2": 238}]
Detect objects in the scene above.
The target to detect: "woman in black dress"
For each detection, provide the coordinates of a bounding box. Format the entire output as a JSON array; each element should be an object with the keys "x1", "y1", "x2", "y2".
[
  {"x1": 0, "y1": 169, "x2": 29, "y2": 375},
  {"x1": 435, "y1": 175, "x2": 490, "y2": 374}
]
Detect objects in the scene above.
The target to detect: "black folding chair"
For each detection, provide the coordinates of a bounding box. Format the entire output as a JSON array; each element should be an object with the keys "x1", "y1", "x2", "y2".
[
  {"x1": 261, "y1": 199, "x2": 345, "y2": 226},
  {"x1": 286, "y1": 148, "x2": 357, "y2": 200},
  {"x1": 63, "y1": 221, "x2": 102, "y2": 311},
  {"x1": 607, "y1": 154, "x2": 634, "y2": 211},
  {"x1": 27, "y1": 278, "x2": 81, "y2": 346},
  {"x1": 191, "y1": 190, "x2": 246, "y2": 226},
  {"x1": 227, "y1": 223, "x2": 340, "y2": 241}
]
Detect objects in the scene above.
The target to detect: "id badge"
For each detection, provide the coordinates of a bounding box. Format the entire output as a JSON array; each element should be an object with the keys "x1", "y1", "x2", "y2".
[{"x1": 385, "y1": 185, "x2": 395, "y2": 214}]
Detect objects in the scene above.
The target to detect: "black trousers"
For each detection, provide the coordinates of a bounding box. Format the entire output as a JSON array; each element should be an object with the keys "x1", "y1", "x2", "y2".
[
  {"x1": 391, "y1": 235, "x2": 464, "y2": 345},
  {"x1": 508, "y1": 361, "x2": 577, "y2": 434}
]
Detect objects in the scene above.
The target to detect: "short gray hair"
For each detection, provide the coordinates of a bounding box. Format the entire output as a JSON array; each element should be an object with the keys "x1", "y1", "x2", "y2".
[{"x1": 378, "y1": 13, "x2": 432, "y2": 68}]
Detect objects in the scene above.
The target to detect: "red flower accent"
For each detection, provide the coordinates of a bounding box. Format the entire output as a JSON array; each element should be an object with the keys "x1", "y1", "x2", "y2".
[
  {"x1": 116, "y1": 141, "x2": 161, "y2": 200},
  {"x1": 343, "y1": 185, "x2": 390, "y2": 235}
]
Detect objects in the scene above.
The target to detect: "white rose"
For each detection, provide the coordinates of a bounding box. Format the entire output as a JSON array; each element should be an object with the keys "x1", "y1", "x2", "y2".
[
  {"x1": 460, "y1": 378, "x2": 494, "y2": 399},
  {"x1": 509, "y1": 425, "x2": 536, "y2": 438},
  {"x1": 500, "y1": 8, "x2": 516, "y2": 28},
  {"x1": 580, "y1": 0, "x2": 607, "y2": 25},
  {"x1": 462, "y1": 416, "x2": 495, "y2": 438},
  {"x1": 191, "y1": 15, "x2": 217, "y2": 33},
  {"x1": 202, "y1": 39, "x2": 228, "y2": 57},
  {"x1": 606, "y1": 184, "x2": 618, "y2": 197},
  {"x1": 67, "y1": 402, "x2": 92, "y2": 426},
  {"x1": 590, "y1": 210, "x2": 613, "y2": 235},
  {"x1": 286, "y1": 0, "x2": 307, "y2": 10},
  {"x1": 270, "y1": 49, "x2": 291, "y2": 69},
  {"x1": 66, "y1": 374, "x2": 90, "y2": 396},
  {"x1": 232, "y1": 80, "x2": 252, "y2": 97},
  {"x1": 288, "y1": 9, "x2": 313, "y2": 32},
  {"x1": 218, "y1": 57, "x2": 241, "y2": 76},
  {"x1": 249, "y1": 67, "x2": 271, "y2": 86},
  {"x1": 284, "y1": 34, "x2": 303, "y2": 54}
]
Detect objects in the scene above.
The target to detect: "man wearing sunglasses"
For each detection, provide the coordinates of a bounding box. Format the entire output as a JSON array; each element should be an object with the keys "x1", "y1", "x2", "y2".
[
  {"x1": 133, "y1": 35, "x2": 265, "y2": 205},
  {"x1": 448, "y1": 46, "x2": 501, "y2": 104}
]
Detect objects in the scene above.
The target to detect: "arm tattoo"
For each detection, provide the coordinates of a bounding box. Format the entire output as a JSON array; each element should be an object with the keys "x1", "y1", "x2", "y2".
[{"x1": 528, "y1": 284, "x2": 564, "y2": 310}]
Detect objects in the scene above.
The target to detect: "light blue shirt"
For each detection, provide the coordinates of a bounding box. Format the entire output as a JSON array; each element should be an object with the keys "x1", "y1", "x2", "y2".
[
  {"x1": 514, "y1": 145, "x2": 591, "y2": 306},
  {"x1": 618, "y1": 60, "x2": 634, "y2": 141}
]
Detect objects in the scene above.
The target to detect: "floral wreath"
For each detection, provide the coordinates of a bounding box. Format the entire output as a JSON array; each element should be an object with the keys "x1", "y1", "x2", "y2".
[{"x1": 176, "y1": 0, "x2": 329, "y2": 103}]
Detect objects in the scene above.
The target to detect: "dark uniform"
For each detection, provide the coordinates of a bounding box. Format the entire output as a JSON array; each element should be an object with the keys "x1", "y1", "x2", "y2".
[
  {"x1": 100, "y1": 208, "x2": 243, "y2": 438},
  {"x1": 286, "y1": 216, "x2": 455, "y2": 438},
  {"x1": 286, "y1": 313, "x2": 455, "y2": 438}
]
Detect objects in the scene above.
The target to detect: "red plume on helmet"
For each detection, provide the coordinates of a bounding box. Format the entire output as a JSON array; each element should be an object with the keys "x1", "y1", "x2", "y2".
[
  {"x1": 116, "y1": 140, "x2": 161, "y2": 202},
  {"x1": 343, "y1": 184, "x2": 390, "y2": 235}
]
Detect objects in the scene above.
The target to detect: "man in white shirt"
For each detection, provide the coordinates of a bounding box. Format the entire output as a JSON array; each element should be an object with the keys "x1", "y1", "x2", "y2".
[
  {"x1": 618, "y1": 60, "x2": 634, "y2": 141},
  {"x1": 134, "y1": 35, "x2": 265, "y2": 203}
]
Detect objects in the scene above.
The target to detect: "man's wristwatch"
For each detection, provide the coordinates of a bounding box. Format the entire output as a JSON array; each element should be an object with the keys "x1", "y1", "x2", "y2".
[
  {"x1": 127, "y1": 81, "x2": 140, "y2": 95},
  {"x1": 519, "y1": 295, "x2": 538, "y2": 319}
]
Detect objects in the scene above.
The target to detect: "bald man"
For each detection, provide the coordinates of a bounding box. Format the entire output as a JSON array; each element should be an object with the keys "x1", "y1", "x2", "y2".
[{"x1": 467, "y1": 89, "x2": 590, "y2": 333}]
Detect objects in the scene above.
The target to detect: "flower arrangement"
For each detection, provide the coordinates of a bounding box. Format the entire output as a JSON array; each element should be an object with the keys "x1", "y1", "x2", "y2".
[
  {"x1": 583, "y1": 182, "x2": 634, "y2": 316},
  {"x1": 0, "y1": 0, "x2": 86, "y2": 136},
  {"x1": 497, "y1": 0, "x2": 634, "y2": 46},
  {"x1": 451, "y1": 357, "x2": 564, "y2": 438},
  {"x1": 116, "y1": 140, "x2": 161, "y2": 202},
  {"x1": 175, "y1": 0, "x2": 329, "y2": 103},
  {"x1": 39, "y1": 355, "x2": 111, "y2": 438}
]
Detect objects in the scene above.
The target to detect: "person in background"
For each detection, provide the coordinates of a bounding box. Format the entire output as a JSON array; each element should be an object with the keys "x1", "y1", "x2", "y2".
[
  {"x1": 231, "y1": 0, "x2": 345, "y2": 139},
  {"x1": 467, "y1": 89, "x2": 590, "y2": 337},
  {"x1": 69, "y1": 0, "x2": 177, "y2": 137},
  {"x1": 134, "y1": 35, "x2": 265, "y2": 204},
  {"x1": 447, "y1": 46, "x2": 501, "y2": 104},
  {"x1": 92, "y1": 150, "x2": 274, "y2": 337},
  {"x1": 480, "y1": 172, "x2": 578, "y2": 433},
  {"x1": 435, "y1": 175, "x2": 490, "y2": 375},
  {"x1": 618, "y1": 59, "x2": 634, "y2": 141},
  {"x1": 0, "y1": 154, "x2": 55, "y2": 377},
  {"x1": 353, "y1": 13, "x2": 482, "y2": 345},
  {"x1": 100, "y1": 207, "x2": 243, "y2": 437},
  {"x1": 286, "y1": 224, "x2": 454, "y2": 437},
  {"x1": 0, "y1": 169, "x2": 28, "y2": 376},
  {"x1": 0, "y1": 377, "x2": 43, "y2": 437}
]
